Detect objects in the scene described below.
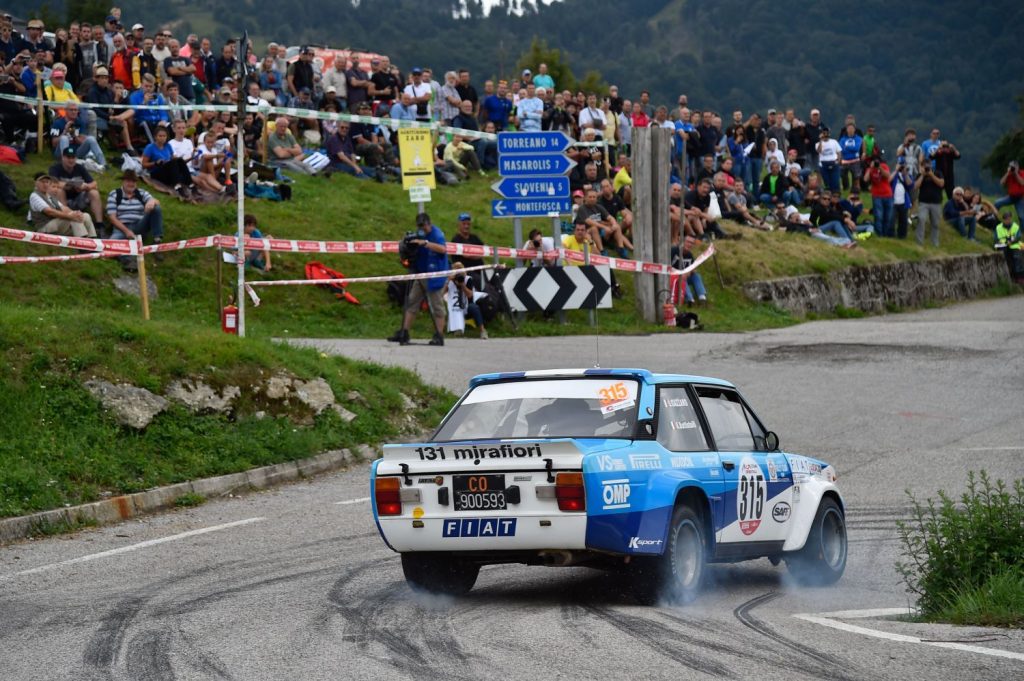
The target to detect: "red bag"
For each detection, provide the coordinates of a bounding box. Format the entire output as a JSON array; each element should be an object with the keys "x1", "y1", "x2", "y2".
[{"x1": 304, "y1": 261, "x2": 360, "y2": 305}]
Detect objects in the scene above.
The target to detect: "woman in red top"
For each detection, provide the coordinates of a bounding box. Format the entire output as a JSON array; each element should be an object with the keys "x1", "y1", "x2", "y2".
[{"x1": 863, "y1": 153, "x2": 894, "y2": 237}]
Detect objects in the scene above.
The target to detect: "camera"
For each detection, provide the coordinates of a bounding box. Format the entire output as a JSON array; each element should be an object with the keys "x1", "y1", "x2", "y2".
[
  {"x1": 871, "y1": 159, "x2": 880, "y2": 168},
  {"x1": 398, "y1": 231, "x2": 421, "y2": 262},
  {"x1": 454, "y1": 274, "x2": 465, "y2": 284}
]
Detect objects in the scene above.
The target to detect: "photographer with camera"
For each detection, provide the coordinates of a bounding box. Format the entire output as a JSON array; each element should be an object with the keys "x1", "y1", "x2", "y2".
[
  {"x1": 932, "y1": 138, "x2": 961, "y2": 200},
  {"x1": 995, "y1": 160, "x2": 1024, "y2": 225},
  {"x1": 446, "y1": 262, "x2": 488, "y2": 340},
  {"x1": 891, "y1": 156, "x2": 915, "y2": 239},
  {"x1": 863, "y1": 152, "x2": 894, "y2": 237},
  {"x1": 914, "y1": 163, "x2": 945, "y2": 246},
  {"x1": 388, "y1": 213, "x2": 450, "y2": 346}
]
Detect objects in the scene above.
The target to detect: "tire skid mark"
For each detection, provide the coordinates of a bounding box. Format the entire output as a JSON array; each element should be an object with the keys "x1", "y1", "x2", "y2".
[
  {"x1": 326, "y1": 562, "x2": 475, "y2": 680},
  {"x1": 733, "y1": 592, "x2": 860, "y2": 681},
  {"x1": 124, "y1": 629, "x2": 175, "y2": 681},
  {"x1": 83, "y1": 595, "x2": 148, "y2": 679},
  {"x1": 582, "y1": 604, "x2": 734, "y2": 678}
]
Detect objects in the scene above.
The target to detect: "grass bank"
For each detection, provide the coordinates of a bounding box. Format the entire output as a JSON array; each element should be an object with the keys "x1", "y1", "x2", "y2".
[
  {"x1": 0, "y1": 154, "x2": 1006, "y2": 341},
  {"x1": 0, "y1": 303, "x2": 453, "y2": 519}
]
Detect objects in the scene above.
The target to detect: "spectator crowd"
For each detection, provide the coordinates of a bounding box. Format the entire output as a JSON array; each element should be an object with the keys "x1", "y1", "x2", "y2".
[{"x1": 1, "y1": 8, "x2": 1022, "y2": 284}]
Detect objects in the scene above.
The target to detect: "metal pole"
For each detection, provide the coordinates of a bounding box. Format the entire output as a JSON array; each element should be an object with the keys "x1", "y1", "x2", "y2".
[
  {"x1": 36, "y1": 72, "x2": 44, "y2": 155},
  {"x1": 216, "y1": 246, "x2": 223, "y2": 318},
  {"x1": 235, "y1": 32, "x2": 249, "y2": 337},
  {"x1": 135, "y1": 236, "x2": 150, "y2": 320},
  {"x1": 513, "y1": 217, "x2": 522, "y2": 267},
  {"x1": 417, "y1": 201, "x2": 425, "y2": 214},
  {"x1": 584, "y1": 240, "x2": 594, "y2": 327}
]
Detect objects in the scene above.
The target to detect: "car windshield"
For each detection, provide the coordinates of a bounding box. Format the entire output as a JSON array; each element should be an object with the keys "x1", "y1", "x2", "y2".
[{"x1": 434, "y1": 378, "x2": 640, "y2": 441}]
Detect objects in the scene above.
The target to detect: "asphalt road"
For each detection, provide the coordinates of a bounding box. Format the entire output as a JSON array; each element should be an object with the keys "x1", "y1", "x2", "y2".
[{"x1": 2, "y1": 296, "x2": 1023, "y2": 680}]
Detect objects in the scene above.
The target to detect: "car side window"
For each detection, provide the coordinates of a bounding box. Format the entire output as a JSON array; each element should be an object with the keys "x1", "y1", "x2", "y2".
[
  {"x1": 696, "y1": 387, "x2": 756, "y2": 451},
  {"x1": 656, "y1": 387, "x2": 709, "y2": 452}
]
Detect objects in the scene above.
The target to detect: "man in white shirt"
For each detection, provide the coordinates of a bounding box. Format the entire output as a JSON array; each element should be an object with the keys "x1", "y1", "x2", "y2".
[
  {"x1": 516, "y1": 83, "x2": 543, "y2": 132},
  {"x1": 403, "y1": 67, "x2": 432, "y2": 122},
  {"x1": 578, "y1": 92, "x2": 606, "y2": 139}
]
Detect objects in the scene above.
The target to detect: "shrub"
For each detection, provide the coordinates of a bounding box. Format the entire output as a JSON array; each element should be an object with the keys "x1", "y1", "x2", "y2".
[{"x1": 896, "y1": 470, "x2": 1024, "y2": 621}]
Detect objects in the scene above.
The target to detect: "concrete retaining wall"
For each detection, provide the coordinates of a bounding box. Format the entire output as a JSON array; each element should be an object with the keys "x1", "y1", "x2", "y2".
[{"x1": 743, "y1": 253, "x2": 1010, "y2": 316}]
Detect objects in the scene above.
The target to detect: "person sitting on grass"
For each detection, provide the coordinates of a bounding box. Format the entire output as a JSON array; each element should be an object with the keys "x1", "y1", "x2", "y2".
[
  {"x1": 28, "y1": 173, "x2": 97, "y2": 238},
  {"x1": 141, "y1": 124, "x2": 197, "y2": 200},
  {"x1": 777, "y1": 201, "x2": 856, "y2": 249},
  {"x1": 267, "y1": 116, "x2": 318, "y2": 176},
  {"x1": 106, "y1": 169, "x2": 164, "y2": 271},
  {"x1": 241, "y1": 213, "x2": 272, "y2": 272},
  {"x1": 442, "y1": 133, "x2": 484, "y2": 180},
  {"x1": 49, "y1": 146, "x2": 105, "y2": 235},
  {"x1": 325, "y1": 122, "x2": 377, "y2": 180},
  {"x1": 192, "y1": 129, "x2": 228, "y2": 194}
]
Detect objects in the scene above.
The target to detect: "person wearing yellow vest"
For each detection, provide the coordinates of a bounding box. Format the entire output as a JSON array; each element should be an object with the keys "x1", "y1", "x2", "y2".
[{"x1": 995, "y1": 211, "x2": 1023, "y2": 282}]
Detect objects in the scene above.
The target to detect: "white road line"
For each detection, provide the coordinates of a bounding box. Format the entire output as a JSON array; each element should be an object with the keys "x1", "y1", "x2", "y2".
[
  {"x1": 794, "y1": 608, "x2": 1024, "y2": 662},
  {"x1": 335, "y1": 497, "x2": 371, "y2": 506},
  {"x1": 5, "y1": 517, "x2": 266, "y2": 579},
  {"x1": 960, "y1": 446, "x2": 1024, "y2": 451}
]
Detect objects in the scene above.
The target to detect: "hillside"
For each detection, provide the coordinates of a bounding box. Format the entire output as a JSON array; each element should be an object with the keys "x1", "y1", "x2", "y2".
[{"x1": 98, "y1": 0, "x2": 1024, "y2": 191}]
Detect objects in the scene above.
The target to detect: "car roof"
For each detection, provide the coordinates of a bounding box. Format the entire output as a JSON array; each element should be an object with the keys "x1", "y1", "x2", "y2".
[{"x1": 468, "y1": 368, "x2": 735, "y2": 389}]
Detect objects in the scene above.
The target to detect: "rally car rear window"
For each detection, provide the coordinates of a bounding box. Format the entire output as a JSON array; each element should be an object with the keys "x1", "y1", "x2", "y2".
[{"x1": 434, "y1": 378, "x2": 639, "y2": 441}]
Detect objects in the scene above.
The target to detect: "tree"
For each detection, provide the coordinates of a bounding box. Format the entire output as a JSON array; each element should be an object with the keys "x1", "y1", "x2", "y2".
[
  {"x1": 983, "y1": 95, "x2": 1024, "y2": 180},
  {"x1": 65, "y1": 0, "x2": 110, "y2": 25},
  {"x1": 516, "y1": 37, "x2": 576, "y2": 93}
]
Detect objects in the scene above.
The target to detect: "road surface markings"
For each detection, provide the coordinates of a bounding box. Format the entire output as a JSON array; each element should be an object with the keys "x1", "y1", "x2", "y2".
[
  {"x1": 4, "y1": 517, "x2": 266, "y2": 579},
  {"x1": 794, "y1": 608, "x2": 1024, "y2": 662},
  {"x1": 335, "y1": 497, "x2": 371, "y2": 505},
  {"x1": 960, "y1": 446, "x2": 1024, "y2": 452}
]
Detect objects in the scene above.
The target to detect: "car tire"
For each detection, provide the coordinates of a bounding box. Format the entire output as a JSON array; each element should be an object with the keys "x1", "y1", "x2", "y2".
[
  {"x1": 401, "y1": 552, "x2": 480, "y2": 596},
  {"x1": 632, "y1": 504, "x2": 707, "y2": 605},
  {"x1": 786, "y1": 497, "x2": 847, "y2": 586}
]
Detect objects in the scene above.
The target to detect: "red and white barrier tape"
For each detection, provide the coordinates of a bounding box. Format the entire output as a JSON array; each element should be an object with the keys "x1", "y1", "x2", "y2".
[
  {"x1": 243, "y1": 264, "x2": 495, "y2": 307},
  {"x1": 1, "y1": 227, "x2": 714, "y2": 276}
]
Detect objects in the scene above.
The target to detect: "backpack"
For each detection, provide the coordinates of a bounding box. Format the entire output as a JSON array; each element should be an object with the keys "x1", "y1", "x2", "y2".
[{"x1": 304, "y1": 261, "x2": 360, "y2": 305}]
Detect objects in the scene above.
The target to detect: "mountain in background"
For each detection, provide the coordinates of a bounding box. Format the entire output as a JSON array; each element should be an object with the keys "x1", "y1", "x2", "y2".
[{"x1": 28, "y1": 0, "x2": 1024, "y2": 189}]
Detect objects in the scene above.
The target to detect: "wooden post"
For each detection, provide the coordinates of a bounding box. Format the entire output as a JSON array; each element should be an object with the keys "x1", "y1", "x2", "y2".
[
  {"x1": 632, "y1": 128, "x2": 656, "y2": 323},
  {"x1": 135, "y1": 236, "x2": 150, "y2": 320},
  {"x1": 631, "y1": 127, "x2": 672, "y2": 324},
  {"x1": 261, "y1": 118, "x2": 270, "y2": 164},
  {"x1": 650, "y1": 127, "x2": 673, "y2": 310},
  {"x1": 36, "y1": 71, "x2": 44, "y2": 155}
]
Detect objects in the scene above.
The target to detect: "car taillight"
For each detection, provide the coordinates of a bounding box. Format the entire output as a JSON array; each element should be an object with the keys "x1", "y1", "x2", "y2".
[
  {"x1": 375, "y1": 477, "x2": 402, "y2": 516},
  {"x1": 555, "y1": 472, "x2": 585, "y2": 512}
]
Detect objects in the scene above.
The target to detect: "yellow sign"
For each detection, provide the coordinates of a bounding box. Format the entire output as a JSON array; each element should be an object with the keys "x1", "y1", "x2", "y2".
[{"x1": 398, "y1": 128, "x2": 437, "y2": 190}]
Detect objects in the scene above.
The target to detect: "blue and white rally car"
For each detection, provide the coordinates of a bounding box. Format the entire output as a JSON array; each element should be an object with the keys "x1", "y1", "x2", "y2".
[{"x1": 371, "y1": 369, "x2": 847, "y2": 602}]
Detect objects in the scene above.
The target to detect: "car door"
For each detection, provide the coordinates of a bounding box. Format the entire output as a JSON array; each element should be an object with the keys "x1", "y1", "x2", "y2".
[
  {"x1": 693, "y1": 386, "x2": 792, "y2": 554},
  {"x1": 654, "y1": 385, "x2": 724, "y2": 521}
]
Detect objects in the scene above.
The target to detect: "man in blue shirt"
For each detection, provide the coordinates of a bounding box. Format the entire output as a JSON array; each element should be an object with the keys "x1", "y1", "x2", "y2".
[
  {"x1": 481, "y1": 80, "x2": 513, "y2": 130},
  {"x1": 388, "y1": 212, "x2": 450, "y2": 346},
  {"x1": 838, "y1": 123, "x2": 863, "y2": 193},
  {"x1": 128, "y1": 74, "x2": 169, "y2": 143}
]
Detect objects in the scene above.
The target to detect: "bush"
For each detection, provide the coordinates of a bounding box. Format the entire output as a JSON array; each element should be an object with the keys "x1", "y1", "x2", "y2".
[{"x1": 896, "y1": 471, "x2": 1024, "y2": 623}]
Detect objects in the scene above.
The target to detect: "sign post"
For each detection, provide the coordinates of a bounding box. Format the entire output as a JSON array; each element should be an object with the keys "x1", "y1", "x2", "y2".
[
  {"x1": 492, "y1": 131, "x2": 574, "y2": 263},
  {"x1": 399, "y1": 128, "x2": 436, "y2": 213}
]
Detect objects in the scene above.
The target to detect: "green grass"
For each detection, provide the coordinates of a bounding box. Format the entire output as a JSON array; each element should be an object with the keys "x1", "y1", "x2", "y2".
[
  {"x1": 930, "y1": 567, "x2": 1024, "y2": 628},
  {"x1": 0, "y1": 304, "x2": 453, "y2": 519},
  {"x1": 174, "y1": 492, "x2": 206, "y2": 508},
  {"x1": 0, "y1": 154, "x2": 1008, "y2": 341}
]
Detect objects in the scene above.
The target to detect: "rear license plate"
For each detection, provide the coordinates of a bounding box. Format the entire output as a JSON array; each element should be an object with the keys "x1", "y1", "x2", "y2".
[{"x1": 453, "y1": 474, "x2": 507, "y2": 511}]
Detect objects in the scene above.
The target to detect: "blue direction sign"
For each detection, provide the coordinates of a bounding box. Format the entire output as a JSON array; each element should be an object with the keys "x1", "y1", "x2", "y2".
[
  {"x1": 491, "y1": 176, "x2": 570, "y2": 200},
  {"x1": 492, "y1": 198, "x2": 572, "y2": 219},
  {"x1": 497, "y1": 131, "x2": 572, "y2": 155},
  {"x1": 498, "y1": 154, "x2": 577, "y2": 177}
]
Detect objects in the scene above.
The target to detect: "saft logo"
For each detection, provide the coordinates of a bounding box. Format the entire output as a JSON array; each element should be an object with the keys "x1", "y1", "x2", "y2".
[
  {"x1": 602, "y1": 479, "x2": 631, "y2": 510},
  {"x1": 442, "y1": 518, "x2": 517, "y2": 537},
  {"x1": 772, "y1": 502, "x2": 791, "y2": 523}
]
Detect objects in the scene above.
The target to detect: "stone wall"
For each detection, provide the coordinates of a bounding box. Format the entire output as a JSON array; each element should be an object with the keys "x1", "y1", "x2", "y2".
[{"x1": 743, "y1": 253, "x2": 1010, "y2": 316}]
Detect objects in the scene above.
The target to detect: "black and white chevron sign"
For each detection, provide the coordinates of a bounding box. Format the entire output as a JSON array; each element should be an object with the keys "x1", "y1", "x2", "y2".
[{"x1": 492, "y1": 265, "x2": 612, "y2": 313}]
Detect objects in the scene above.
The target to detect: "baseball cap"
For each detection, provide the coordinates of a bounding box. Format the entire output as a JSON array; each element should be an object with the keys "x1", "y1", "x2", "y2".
[
  {"x1": 105, "y1": 15, "x2": 117, "y2": 22},
  {"x1": 300, "y1": 45, "x2": 313, "y2": 54},
  {"x1": 410, "y1": 67, "x2": 423, "y2": 75},
  {"x1": 61, "y1": 146, "x2": 77, "y2": 157},
  {"x1": 458, "y1": 212, "x2": 471, "y2": 221},
  {"x1": 299, "y1": 86, "x2": 311, "y2": 94},
  {"x1": 572, "y1": 190, "x2": 584, "y2": 198},
  {"x1": 522, "y1": 69, "x2": 531, "y2": 76},
  {"x1": 94, "y1": 66, "x2": 109, "y2": 77},
  {"x1": 218, "y1": 86, "x2": 233, "y2": 97},
  {"x1": 34, "y1": 172, "x2": 54, "y2": 181},
  {"x1": 767, "y1": 108, "x2": 777, "y2": 115},
  {"x1": 326, "y1": 86, "x2": 337, "y2": 94},
  {"x1": 132, "y1": 23, "x2": 144, "y2": 30},
  {"x1": 222, "y1": 76, "x2": 234, "y2": 83},
  {"x1": 27, "y1": 19, "x2": 44, "y2": 29}
]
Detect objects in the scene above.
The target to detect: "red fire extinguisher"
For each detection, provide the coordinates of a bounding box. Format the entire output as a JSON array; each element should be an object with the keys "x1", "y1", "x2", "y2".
[
  {"x1": 663, "y1": 302, "x2": 677, "y2": 327},
  {"x1": 221, "y1": 298, "x2": 239, "y2": 334}
]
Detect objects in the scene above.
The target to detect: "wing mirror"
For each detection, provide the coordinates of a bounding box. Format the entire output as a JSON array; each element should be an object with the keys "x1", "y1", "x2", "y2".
[
  {"x1": 636, "y1": 418, "x2": 655, "y2": 439},
  {"x1": 764, "y1": 431, "x2": 780, "y2": 451}
]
